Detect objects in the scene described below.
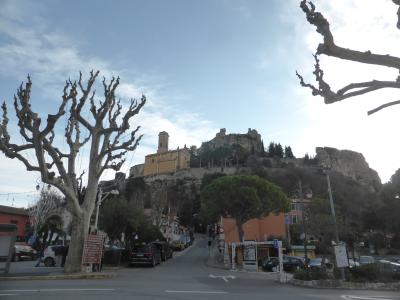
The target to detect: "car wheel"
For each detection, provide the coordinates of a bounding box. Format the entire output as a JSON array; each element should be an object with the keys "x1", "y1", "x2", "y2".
[{"x1": 44, "y1": 257, "x2": 54, "y2": 267}]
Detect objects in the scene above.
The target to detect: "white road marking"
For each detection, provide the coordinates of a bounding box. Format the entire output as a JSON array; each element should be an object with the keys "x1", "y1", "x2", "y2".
[
  {"x1": 1, "y1": 289, "x2": 115, "y2": 293},
  {"x1": 209, "y1": 274, "x2": 236, "y2": 282},
  {"x1": 341, "y1": 295, "x2": 395, "y2": 300},
  {"x1": 165, "y1": 290, "x2": 228, "y2": 294},
  {"x1": 0, "y1": 294, "x2": 18, "y2": 297}
]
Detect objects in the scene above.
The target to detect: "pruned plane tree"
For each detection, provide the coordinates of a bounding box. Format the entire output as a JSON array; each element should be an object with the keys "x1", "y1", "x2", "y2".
[
  {"x1": 0, "y1": 71, "x2": 145, "y2": 272},
  {"x1": 296, "y1": 0, "x2": 400, "y2": 115}
]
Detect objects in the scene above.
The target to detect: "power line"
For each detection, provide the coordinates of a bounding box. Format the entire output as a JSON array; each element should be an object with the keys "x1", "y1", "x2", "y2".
[{"x1": 0, "y1": 190, "x2": 39, "y2": 196}]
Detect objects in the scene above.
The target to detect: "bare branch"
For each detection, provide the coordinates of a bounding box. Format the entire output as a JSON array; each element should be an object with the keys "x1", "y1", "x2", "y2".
[
  {"x1": 298, "y1": 1, "x2": 400, "y2": 116},
  {"x1": 39, "y1": 81, "x2": 73, "y2": 138},
  {"x1": 71, "y1": 70, "x2": 100, "y2": 132},
  {"x1": 368, "y1": 100, "x2": 400, "y2": 115},
  {"x1": 296, "y1": 54, "x2": 400, "y2": 103},
  {"x1": 392, "y1": 0, "x2": 400, "y2": 29},
  {"x1": 300, "y1": 0, "x2": 400, "y2": 69}
]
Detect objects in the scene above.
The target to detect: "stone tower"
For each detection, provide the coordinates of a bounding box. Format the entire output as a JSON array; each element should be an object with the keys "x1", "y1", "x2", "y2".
[{"x1": 157, "y1": 131, "x2": 169, "y2": 154}]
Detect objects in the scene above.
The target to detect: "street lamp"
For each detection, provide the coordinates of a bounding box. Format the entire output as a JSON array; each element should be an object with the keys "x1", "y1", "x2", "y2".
[
  {"x1": 94, "y1": 188, "x2": 119, "y2": 230},
  {"x1": 297, "y1": 179, "x2": 309, "y2": 271}
]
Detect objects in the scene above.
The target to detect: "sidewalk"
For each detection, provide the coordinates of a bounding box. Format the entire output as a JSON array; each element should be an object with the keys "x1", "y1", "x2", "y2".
[
  {"x1": 205, "y1": 240, "x2": 229, "y2": 270},
  {"x1": 0, "y1": 260, "x2": 116, "y2": 280},
  {"x1": 204, "y1": 241, "x2": 293, "y2": 282}
]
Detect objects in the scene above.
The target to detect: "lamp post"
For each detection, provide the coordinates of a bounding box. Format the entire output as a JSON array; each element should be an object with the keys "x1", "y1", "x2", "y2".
[
  {"x1": 325, "y1": 169, "x2": 346, "y2": 281},
  {"x1": 94, "y1": 188, "x2": 119, "y2": 230},
  {"x1": 298, "y1": 179, "x2": 309, "y2": 272}
]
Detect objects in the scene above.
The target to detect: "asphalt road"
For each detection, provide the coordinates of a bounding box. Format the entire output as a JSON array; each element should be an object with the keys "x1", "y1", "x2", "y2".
[{"x1": 1, "y1": 237, "x2": 399, "y2": 300}]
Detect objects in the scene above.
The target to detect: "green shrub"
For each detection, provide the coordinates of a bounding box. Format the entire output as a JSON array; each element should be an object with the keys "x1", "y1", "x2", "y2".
[
  {"x1": 333, "y1": 267, "x2": 352, "y2": 281},
  {"x1": 348, "y1": 263, "x2": 398, "y2": 282},
  {"x1": 294, "y1": 269, "x2": 328, "y2": 281},
  {"x1": 350, "y1": 264, "x2": 379, "y2": 282}
]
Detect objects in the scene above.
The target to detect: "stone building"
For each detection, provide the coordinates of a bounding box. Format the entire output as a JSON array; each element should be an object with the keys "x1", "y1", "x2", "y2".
[
  {"x1": 201, "y1": 128, "x2": 263, "y2": 154},
  {"x1": 143, "y1": 132, "x2": 190, "y2": 177}
]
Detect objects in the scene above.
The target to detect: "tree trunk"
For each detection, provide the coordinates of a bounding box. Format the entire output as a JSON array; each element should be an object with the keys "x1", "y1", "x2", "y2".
[
  {"x1": 64, "y1": 212, "x2": 89, "y2": 273},
  {"x1": 236, "y1": 218, "x2": 245, "y2": 243}
]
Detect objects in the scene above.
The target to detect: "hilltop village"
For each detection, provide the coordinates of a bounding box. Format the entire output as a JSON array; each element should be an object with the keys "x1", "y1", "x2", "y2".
[{"x1": 96, "y1": 128, "x2": 381, "y2": 247}]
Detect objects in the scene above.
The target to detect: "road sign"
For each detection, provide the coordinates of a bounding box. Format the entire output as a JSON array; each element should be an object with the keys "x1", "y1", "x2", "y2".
[
  {"x1": 82, "y1": 234, "x2": 104, "y2": 265},
  {"x1": 334, "y1": 243, "x2": 349, "y2": 268},
  {"x1": 243, "y1": 243, "x2": 257, "y2": 271},
  {"x1": 284, "y1": 215, "x2": 291, "y2": 225}
]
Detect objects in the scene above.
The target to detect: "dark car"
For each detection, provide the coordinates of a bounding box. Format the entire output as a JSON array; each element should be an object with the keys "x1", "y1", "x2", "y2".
[
  {"x1": 358, "y1": 255, "x2": 375, "y2": 265},
  {"x1": 13, "y1": 243, "x2": 37, "y2": 261},
  {"x1": 151, "y1": 241, "x2": 173, "y2": 261},
  {"x1": 262, "y1": 255, "x2": 304, "y2": 272},
  {"x1": 129, "y1": 244, "x2": 162, "y2": 267},
  {"x1": 308, "y1": 257, "x2": 333, "y2": 270},
  {"x1": 375, "y1": 259, "x2": 400, "y2": 274}
]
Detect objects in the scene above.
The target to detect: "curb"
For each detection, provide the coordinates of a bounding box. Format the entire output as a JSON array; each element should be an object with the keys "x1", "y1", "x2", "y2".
[
  {"x1": 0, "y1": 272, "x2": 117, "y2": 281},
  {"x1": 291, "y1": 279, "x2": 400, "y2": 291}
]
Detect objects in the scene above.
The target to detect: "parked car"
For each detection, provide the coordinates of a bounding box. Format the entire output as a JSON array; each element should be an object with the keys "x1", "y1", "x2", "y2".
[
  {"x1": 348, "y1": 258, "x2": 360, "y2": 268},
  {"x1": 308, "y1": 257, "x2": 333, "y2": 270},
  {"x1": 151, "y1": 241, "x2": 173, "y2": 261},
  {"x1": 12, "y1": 243, "x2": 37, "y2": 261},
  {"x1": 375, "y1": 259, "x2": 400, "y2": 274},
  {"x1": 170, "y1": 240, "x2": 185, "y2": 251},
  {"x1": 129, "y1": 244, "x2": 162, "y2": 267},
  {"x1": 358, "y1": 255, "x2": 375, "y2": 265},
  {"x1": 42, "y1": 245, "x2": 67, "y2": 267},
  {"x1": 179, "y1": 235, "x2": 190, "y2": 248},
  {"x1": 261, "y1": 256, "x2": 304, "y2": 272}
]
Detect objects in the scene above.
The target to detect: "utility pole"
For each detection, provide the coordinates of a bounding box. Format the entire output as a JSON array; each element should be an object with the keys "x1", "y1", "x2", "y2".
[
  {"x1": 326, "y1": 170, "x2": 346, "y2": 281},
  {"x1": 94, "y1": 188, "x2": 103, "y2": 230},
  {"x1": 299, "y1": 179, "x2": 308, "y2": 271}
]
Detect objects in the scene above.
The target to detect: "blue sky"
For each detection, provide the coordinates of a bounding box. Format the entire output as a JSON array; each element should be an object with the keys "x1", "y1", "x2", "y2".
[{"x1": 1, "y1": 0, "x2": 400, "y2": 207}]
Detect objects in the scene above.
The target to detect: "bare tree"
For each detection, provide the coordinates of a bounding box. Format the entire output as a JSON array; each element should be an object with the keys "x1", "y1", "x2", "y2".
[
  {"x1": 296, "y1": 0, "x2": 400, "y2": 115},
  {"x1": 28, "y1": 188, "x2": 63, "y2": 235},
  {"x1": 0, "y1": 71, "x2": 145, "y2": 272}
]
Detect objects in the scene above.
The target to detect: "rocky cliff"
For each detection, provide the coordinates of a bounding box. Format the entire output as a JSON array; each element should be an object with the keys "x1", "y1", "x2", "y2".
[{"x1": 315, "y1": 147, "x2": 381, "y2": 191}]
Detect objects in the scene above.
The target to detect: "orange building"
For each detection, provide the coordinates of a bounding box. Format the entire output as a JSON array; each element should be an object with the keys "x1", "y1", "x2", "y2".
[
  {"x1": 143, "y1": 132, "x2": 190, "y2": 176},
  {"x1": 222, "y1": 213, "x2": 286, "y2": 243},
  {"x1": 0, "y1": 205, "x2": 29, "y2": 240}
]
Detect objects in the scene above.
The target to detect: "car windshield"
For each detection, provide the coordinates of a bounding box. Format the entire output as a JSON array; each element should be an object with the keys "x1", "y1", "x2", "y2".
[
  {"x1": 359, "y1": 256, "x2": 374, "y2": 263},
  {"x1": 133, "y1": 245, "x2": 151, "y2": 253},
  {"x1": 309, "y1": 258, "x2": 322, "y2": 264}
]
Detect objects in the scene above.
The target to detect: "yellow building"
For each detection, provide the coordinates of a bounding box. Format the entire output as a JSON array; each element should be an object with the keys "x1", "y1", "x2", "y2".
[{"x1": 143, "y1": 132, "x2": 191, "y2": 176}]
